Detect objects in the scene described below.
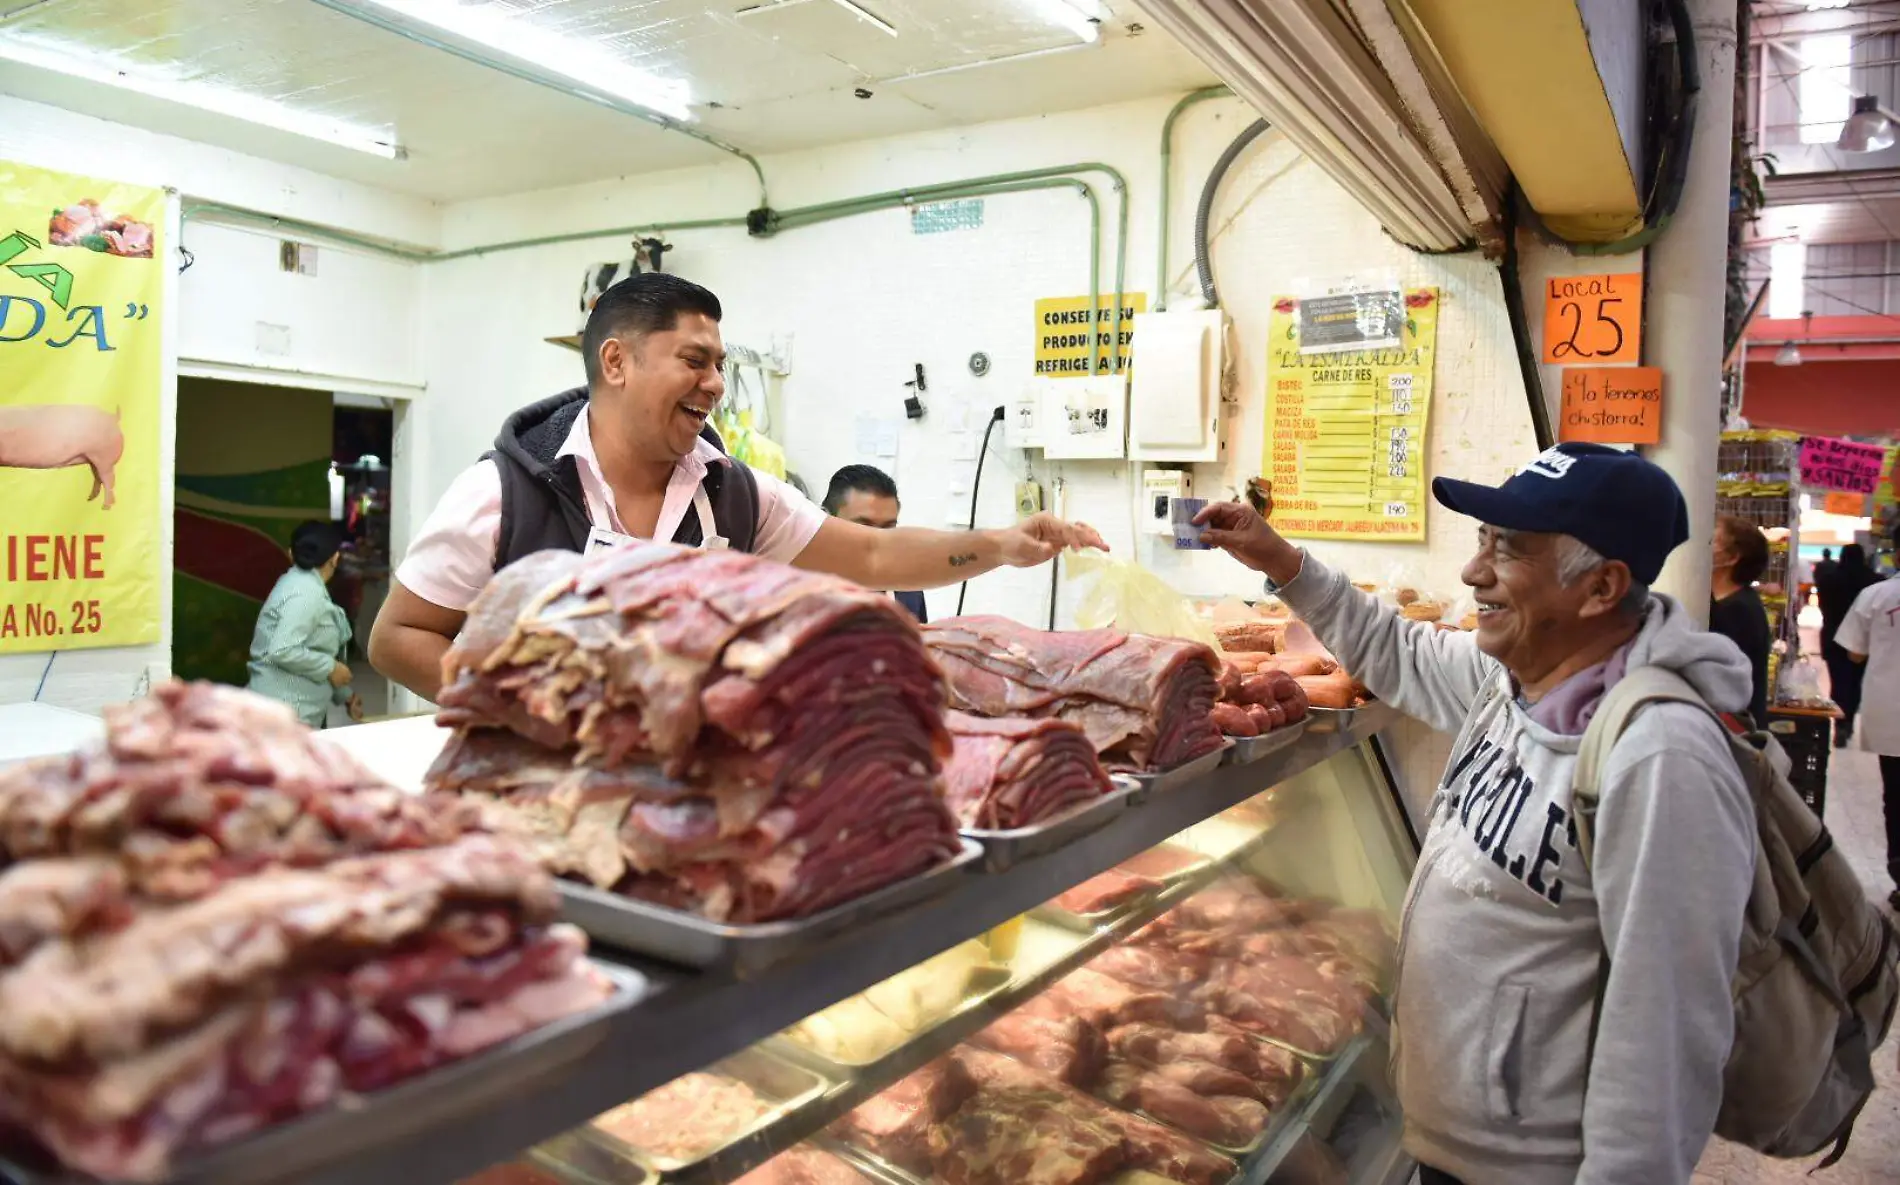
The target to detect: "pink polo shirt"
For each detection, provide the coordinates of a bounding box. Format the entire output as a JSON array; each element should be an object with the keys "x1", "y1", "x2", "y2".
[{"x1": 396, "y1": 409, "x2": 826, "y2": 612}]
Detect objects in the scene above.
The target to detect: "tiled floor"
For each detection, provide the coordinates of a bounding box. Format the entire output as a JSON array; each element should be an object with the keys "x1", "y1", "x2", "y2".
[{"x1": 1691, "y1": 746, "x2": 1900, "y2": 1184}]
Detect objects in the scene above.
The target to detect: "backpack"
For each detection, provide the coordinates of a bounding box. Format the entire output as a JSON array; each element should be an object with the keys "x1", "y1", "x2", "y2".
[{"x1": 1574, "y1": 666, "x2": 1900, "y2": 1163}]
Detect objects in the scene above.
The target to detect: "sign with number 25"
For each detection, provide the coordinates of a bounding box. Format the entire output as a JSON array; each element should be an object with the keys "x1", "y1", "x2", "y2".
[{"x1": 1543, "y1": 273, "x2": 1642, "y2": 365}]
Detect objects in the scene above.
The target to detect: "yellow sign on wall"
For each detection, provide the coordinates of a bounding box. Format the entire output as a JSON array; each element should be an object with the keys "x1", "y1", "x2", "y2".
[
  {"x1": 1033, "y1": 292, "x2": 1147, "y2": 377},
  {"x1": 1263, "y1": 289, "x2": 1439, "y2": 542},
  {"x1": 0, "y1": 160, "x2": 164, "y2": 653}
]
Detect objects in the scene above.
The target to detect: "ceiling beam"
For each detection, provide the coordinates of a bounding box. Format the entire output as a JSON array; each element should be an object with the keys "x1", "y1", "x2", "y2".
[{"x1": 1764, "y1": 167, "x2": 1900, "y2": 204}]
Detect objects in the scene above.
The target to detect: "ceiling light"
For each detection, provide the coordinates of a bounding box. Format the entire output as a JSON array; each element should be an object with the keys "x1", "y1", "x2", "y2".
[
  {"x1": 0, "y1": 35, "x2": 404, "y2": 158},
  {"x1": 1018, "y1": 0, "x2": 1100, "y2": 43},
  {"x1": 1806, "y1": 0, "x2": 1851, "y2": 9},
  {"x1": 1776, "y1": 342, "x2": 1804, "y2": 367},
  {"x1": 825, "y1": 0, "x2": 897, "y2": 36},
  {"x1": 1839, "y1": 94, "x2": 1898, "y2": 153},
  {"x1": 333, "y1": 0, "x2": 692, "y2": 122}
]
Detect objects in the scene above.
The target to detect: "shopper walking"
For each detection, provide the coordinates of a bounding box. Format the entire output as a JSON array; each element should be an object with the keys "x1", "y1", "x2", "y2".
[
  {"x1": 1195, "y1": 443, "x2": 1755, "y2": 1185},
  {"x1": 1818, "y1": 543, "x2": 1880, "y2": 746},
  {"x1": 247, "y1": 521, "x2": 363, "y2": 728},
  {"x1": 1834, "y1": 573, "x2": 1900, "y2": 910},
  {"x1": 1709, "y1": 514, "x2": 1772, "y2": 726}
]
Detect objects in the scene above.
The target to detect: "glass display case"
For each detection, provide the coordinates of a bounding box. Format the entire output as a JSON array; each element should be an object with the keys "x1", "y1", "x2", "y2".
[{"x1": 438, "y1": 715, "x2": 1422, "y2": 1185}]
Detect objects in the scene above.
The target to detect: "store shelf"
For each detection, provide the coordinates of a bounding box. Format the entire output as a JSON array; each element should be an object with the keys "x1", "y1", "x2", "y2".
[{"x1": 196, "y1": 706, "x2": 1398, "y2": 1185}]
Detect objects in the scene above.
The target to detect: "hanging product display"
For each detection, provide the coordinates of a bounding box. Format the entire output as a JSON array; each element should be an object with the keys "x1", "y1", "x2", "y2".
[
  {"x1": 0, "y1": 159, "x2": 165, "y2": 653},
  {"x1": 1262, "y1": 288, "x2": 1438, "y2": 542},
  {"x1": 714, "y1": 349, "x2": 787, "y2": 479}
]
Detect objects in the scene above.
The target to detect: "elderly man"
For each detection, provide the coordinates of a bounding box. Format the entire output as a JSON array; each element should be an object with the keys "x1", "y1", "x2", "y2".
[{"x1": 1197, "y1": 443, "x2": 1756, "y2": 1185}]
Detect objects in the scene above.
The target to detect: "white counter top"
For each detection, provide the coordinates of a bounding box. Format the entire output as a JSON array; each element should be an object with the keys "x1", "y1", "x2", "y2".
[
  {"x1": 318, "y1": 714, "x2": 451, "y2": 793},
  {"x1": 0, "y1": 702, "x2": 106, "y2": 766}
]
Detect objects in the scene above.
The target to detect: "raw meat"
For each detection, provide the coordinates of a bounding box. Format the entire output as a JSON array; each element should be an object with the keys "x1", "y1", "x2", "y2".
[
  {"x1": 832, "y1": 1057, "x2": 978, "y2": 1176},
  {"x1": 1105, "y1": 1023, "x2": 1265, "y2": 1079},
  {"x1": 1042, "y1": 967, "x2": 1203, "y2": 1031},
  {"x1": 923, "y1": 617, "x2": 1222, "y2": 772},
  {"x1": 592, "y1": 1073, "x2": 766, "y2": 1164},
  {"x1": 1200, "y1": 957, "x2": 1364, "y2": 1055},
  {"x1": 733, "y1": 1146, "x2": 873, "y2": 1185},
  {"x1": 1085, "y1": 944, "x2": 1208, "y2": 994},
  {"x1": 1051, "y1": 867, "x2": 1158, "y2": 916},
  {"x1": 972, "y1": 1009, "x2": 1107, "y2": 1085},
  {"x1": 942, "y1": 712, "x2": 1115, "y2": 831},
  {"x1": 429, "y1": 544, "x2": 962, "y2": 923},
  {"x1": 0, "y1": 682, "x2": 610, "y2": 1182},
  {"x1": 1096, "y1": 1063, "x2": 1245, "y2": 1147},
  {"x1": 932, "y1": 1088, "x2": 1126, "y2": 1185}
]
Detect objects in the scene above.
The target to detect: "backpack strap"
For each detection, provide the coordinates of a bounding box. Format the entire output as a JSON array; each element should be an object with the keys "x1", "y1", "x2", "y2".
[{"x1": 1573, "y1": 666, "x2": 1717, "y2": 868}]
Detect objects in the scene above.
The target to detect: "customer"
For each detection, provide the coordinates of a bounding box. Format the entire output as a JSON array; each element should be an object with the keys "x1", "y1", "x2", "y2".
[
  {"x1": 247, "y1": 521, "x2": 363, "y2": 728},
  {"x1": 372, "y1": 273, "x2": 1102, "y2": 701},
  {"x1": 1195, "y1": 442, "x2": 1755, "y2": 1185},
  {"x1": 823, "y1": 464, "x2": 927, "y2": 622},
  {"x1": 1834, "y1": 573, "x2": 1900, "y2": 910},
  {"x1": 1818, "y1": 543, "x2": 1880, "y2": 746},
  {"x1": 1710, "y1": 514, "x2": 1772, "y2": 726}
]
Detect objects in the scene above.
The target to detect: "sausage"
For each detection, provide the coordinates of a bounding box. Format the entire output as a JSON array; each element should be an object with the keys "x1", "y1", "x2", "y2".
[
  {"x1": 1211, "y1": 702, "x2": 1259, "y2": 737},
  {"x1": 1261, "y1": 655, "x2": 1336, "y2": 679},
  {"x1": 1236, "y1": 673, "x2": 1278, "y2": 706},
  {"x1": 1263, "y1": 701, "x2": 1288, "y2": 730},
  {"x1": 1245, "y1": 703, "x2": 1275, "y2": 732},
  {"x1": 1295, "y1": 672, "x2": 1356, "y2": 709},
  {"x1": 1273, "y1": 678, "x2": 1309, "y2": 722},
  {"x1": 1217, "y1": 664, "x2": 1246, "y2": 700}
]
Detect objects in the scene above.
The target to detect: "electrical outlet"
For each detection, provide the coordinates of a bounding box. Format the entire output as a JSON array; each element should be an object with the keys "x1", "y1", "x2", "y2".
[{"x1": 1015, "y1": 481, "x2": 1044, "y2": 520}]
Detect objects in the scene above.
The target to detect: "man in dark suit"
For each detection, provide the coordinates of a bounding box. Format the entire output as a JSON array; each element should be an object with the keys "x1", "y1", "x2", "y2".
[{"x1": 824, "y1": 465, "x2": 927, "y2": 622}]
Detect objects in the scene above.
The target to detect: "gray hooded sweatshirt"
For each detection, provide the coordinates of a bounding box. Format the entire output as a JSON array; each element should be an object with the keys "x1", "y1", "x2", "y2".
[{"x1": 1281, "y1": 555, "x2": 1757, "y2": 1185}]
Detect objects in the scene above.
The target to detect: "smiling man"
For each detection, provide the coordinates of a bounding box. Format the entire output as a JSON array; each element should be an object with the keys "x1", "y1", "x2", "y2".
[
  {"x1": 371, "y1": 274, "x2": 1103, "y2": 701},
  {"x1": 1195, "y1": 443, "x2": 1756, "y2": 1185}
]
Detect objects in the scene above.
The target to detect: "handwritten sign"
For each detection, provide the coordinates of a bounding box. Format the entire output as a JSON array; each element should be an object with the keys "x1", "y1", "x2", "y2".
[
  {"x1": 1544, "y1": 273, "x2": 1642, "y2": 365},
  {"x1": 1559, "y1": 366, "x2": 1662, "y2": 444},
  {"x1": 1800, "y1": 436, "x2": 1888, "y2": 494},
  {"x1": 1825, "y1": 491, "x2": 1869, "y2": 517}
]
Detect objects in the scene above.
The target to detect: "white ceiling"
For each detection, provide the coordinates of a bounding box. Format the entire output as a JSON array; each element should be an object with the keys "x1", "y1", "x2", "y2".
[{"x1": 0, "y1": 0, "x2": 1217, "y2": 202}]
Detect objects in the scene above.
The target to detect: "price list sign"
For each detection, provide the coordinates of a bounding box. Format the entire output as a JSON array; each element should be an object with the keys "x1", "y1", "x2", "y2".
[{"x1": 1264, "y1": 289, "x2": 1439, "y2": 542}]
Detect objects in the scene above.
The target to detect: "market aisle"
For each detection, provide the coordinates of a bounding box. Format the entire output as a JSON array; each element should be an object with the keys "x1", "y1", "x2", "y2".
[{"x1": 1693, "y1": 748, "x2": 1900, "y2": 1184}]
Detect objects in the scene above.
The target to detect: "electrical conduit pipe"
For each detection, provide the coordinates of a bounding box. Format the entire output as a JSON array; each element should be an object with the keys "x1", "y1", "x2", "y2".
[{"x1": 1156, "y1": 86, "x2": 1230, "y2": 311}]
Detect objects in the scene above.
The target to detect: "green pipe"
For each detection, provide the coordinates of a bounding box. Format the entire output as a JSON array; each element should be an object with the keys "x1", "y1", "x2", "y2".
[
  {"x1": 306, "y1": 0, "x2": 769, "y2": 208},
  {"x1": 1156, "y1": 86, "x2": 1230, "y2": 311}
]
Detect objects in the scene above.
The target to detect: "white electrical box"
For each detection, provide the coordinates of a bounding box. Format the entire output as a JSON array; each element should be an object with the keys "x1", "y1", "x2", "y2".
[
  {"x1": 1039, "y1": 375, "x2": 1128, "y2": 460},
  {"x1": 1129, "y1": 310, "x2": 1226, "y2": 463},
  {"x1": 1140, "y1": 470, "x2": 1192, "y2": 536},
  {"x1": 1005, "y1": 386, "x2": 1044, "y2": 451}
]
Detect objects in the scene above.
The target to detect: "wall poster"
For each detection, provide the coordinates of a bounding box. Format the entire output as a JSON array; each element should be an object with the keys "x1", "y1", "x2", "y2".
[
  {"x1": 0, "y1": 159, "x2": 164, "y2": 653},
  {"x1": 1033, "y1": 292, "x2": 1147, "y2": 377},
  {"x1": 1264, "y1": 288, "x2": 1438, "y2": 542}
]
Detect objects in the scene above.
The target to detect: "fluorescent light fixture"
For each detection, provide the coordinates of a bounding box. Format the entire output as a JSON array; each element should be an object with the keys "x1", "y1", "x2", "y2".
[
  {"x1": 0, "y1": 35, "x2": 404, "y2": 158},
  {"x1": 1775, "y1": 342, "x2": 1803, "y2": 367},
  {"x1": 1798, "y1": 33, "x2": 1853, "y2": 145},
  {"x1": 1839, "y1": 94, "x2": 1899, "y2": 152},
  {"x1": 341, "y1": 0, "x2": 691, "y2": 121},
  {"x1": 826, "y1": 0, "x2": 897, "y2": 36},
  {"x1": 1018, "y1": 0, "x2": 1100, "y2": 43},
  {"x1": 1769, "y1": 241, "x2": 1807, "y2": 321}
]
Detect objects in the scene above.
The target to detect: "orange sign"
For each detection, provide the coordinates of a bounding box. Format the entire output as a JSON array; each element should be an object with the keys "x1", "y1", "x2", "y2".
[
  {"x1": 1559, "y1": 366, "x2": 1662, "y2": 444},
  {"x1": 1544, "y1": 273, "x2": 1643, "y2": 365},
  {"x1": 1825, "y1": 491, "x2": 1869, "y2": 516}
]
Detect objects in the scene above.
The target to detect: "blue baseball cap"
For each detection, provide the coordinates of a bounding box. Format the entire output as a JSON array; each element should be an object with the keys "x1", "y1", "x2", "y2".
[{"x1": 1432, "y1": 443, "x2": 1690, "y2": 585}]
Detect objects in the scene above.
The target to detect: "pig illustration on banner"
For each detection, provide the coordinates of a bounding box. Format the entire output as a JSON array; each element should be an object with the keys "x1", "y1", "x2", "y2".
[{"x1": 0, "y1": 404, "x2": 123, "y2": 508}]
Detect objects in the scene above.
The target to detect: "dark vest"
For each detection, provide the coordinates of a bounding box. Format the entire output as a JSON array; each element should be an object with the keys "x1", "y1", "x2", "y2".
[{"x1": 487, "y1": 387, "x2": 760, "y2": 570}]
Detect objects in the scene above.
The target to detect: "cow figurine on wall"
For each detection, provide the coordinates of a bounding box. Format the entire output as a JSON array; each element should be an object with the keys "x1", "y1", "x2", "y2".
[
  {"x1": 576, "y1": 238, "x2": 671, "y2": 333},
  {"x1": 0, "y1": 403, "x2": 124, "y2": 509}
]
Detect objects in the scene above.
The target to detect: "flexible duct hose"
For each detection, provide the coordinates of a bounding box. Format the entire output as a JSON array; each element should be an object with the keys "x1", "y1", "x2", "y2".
[{"x1": 1194, "y1": 119, "x2": 1271, "y2": 307}]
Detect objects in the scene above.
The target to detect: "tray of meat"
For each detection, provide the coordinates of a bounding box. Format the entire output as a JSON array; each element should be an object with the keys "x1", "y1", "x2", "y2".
[
  {"x1": 1034, "y1": 845, "x2": 1210, "y2": 932},
  {"x1": 732, "y1": 1142, "x2": 885, "y2": 1185},
  {"x1": 1125, "y1": 740, "x2": 1232, "y2": 794},
  {"x1": 565, "y1": 1046, "x2": 832, "y2": 1181},
  {"x1": 1094, "y1": 1048, "x2": 1312, "y2": 1159},
  {"x1": 458, "y1": 1156, "x2": 634, "y2": 1185},
  {"x1": 962, "y1": 775, "x2": 1143, "y2": 872},
  {"x1": 559, "y1": 838, "x2": 983, "y2": 972},
  {"x1": 1221, "y1": 717, "x2": 1308, "y2": 766}
]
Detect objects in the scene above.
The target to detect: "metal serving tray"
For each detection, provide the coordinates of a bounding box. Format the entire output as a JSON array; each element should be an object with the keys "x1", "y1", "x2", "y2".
[
  {"x1": 560, "y1": 840, "x2": 984, "y2": 974},
  {"x1": 779, "y1": 963, "x2": 1014, "y2": 1072},
  {"x1": 1125, "y1": 740, "x2": 1233, "y2": 793},
  {"x1": 961, "y1": 776, "x2": 1144, "y2": 872},
  {"x1": 1301, "y1": 706, "x2": 1359, "y2": 735},
  {"x1": 0, "y1": 962, "x2": 650, "y2": 1185},
  {"x1": 557, "y1": 1045, "x2": 835, "y2": 1184},
  {"x1": 1220, "y1": 719, "x2": 1309, "y2": 766},
  {"x1": 1108, "y1": 1058, "x2": 1320, "y2": 1164}
]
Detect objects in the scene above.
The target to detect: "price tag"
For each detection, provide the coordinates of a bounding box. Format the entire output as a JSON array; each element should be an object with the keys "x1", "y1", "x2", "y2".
[{"x1": 1544, "y1": 274, "x2": 1642, "y2": 365}]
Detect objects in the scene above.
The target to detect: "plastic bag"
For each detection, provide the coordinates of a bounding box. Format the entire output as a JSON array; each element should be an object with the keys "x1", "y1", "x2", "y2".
[
  {"x1": 1066, "y1": 551, "x2": 1219, "y2": 649},
  {"x1": 1776, "y1": 656, "x2": 1825, "y2": 708}
]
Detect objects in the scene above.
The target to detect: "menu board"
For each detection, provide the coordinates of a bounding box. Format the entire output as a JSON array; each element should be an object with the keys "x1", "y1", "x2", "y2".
[{"x1": 1264, "y1": 288, "x2": 1438, "y2": 542}]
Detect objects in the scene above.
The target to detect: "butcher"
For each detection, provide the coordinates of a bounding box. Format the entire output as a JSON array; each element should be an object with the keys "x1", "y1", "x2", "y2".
[
  {"x1": 1193, "y1": 443, "x2": 1755, "y2": 1185},
  {"x1": 371, "y1": 273, "x2": 1105, "y2": 701}
]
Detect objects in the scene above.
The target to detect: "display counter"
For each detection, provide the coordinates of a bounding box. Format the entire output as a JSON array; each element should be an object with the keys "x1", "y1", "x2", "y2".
[{"x1": 273, "y1": 706, "x2": 1420, "y2": 1185}]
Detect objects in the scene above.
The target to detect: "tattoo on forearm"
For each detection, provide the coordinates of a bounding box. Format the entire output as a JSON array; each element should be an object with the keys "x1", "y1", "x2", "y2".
[{"x1": 948, "y1": 553, "x2": 978, "y2": 568}]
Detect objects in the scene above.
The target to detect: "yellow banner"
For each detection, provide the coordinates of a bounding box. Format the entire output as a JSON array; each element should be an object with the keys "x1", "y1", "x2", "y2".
[
  {"x1": 1033, "y1": 292, "x2": 1147, "y2": 378},
  {"x1": 1263, "y1": 288, "x2": 1439, "y2": 542},
  {"x1": 0, "y1": 160, "x2": 164, "y2": 653}
]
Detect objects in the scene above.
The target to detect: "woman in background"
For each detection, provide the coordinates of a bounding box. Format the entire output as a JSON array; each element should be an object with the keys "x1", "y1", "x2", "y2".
[
  {"x1": 1818, "y1": 543, "x2": 1882, "y2": 746},
  {"x1": 247, "y1": 521, "x2": 363, "y2": 728},
  {"x1": 1710, "y1": 514, "x2": 1771, "y2": 727}
]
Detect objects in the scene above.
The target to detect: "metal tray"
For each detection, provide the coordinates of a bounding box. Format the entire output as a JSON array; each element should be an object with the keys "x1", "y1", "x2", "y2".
[
  {"x1": 1031, "y1": 843, "x2": 1211, "y2": 933},
  {"x1": 1125, "y1": 740, "x2": 1233, "y2": 793},
  {"x1": 780, "y1": 962, "x2": 1014, "y2": 1071},
  {"x1": 1301, "y1": 706, "x2": 1359, "y2": 735},
  {"x1": 562, "y1": 1045, "x2": 835, "y2": 1183},
  {"x1": 560, "y1": 839, "x2": 984, "y2": 973},
  {"x1": 1220, "y1": 718, "x2": 1309, "y2": 766},
  {"x1": 961, "y1": 776, "x2": 1144, "y2": 872},
  {"x1": 1109, "y1": 1061, "x2": 1318, "y2": 1164},
  {"x1": 0, "y1": 962, "x2": 649, "y2": 1185}
]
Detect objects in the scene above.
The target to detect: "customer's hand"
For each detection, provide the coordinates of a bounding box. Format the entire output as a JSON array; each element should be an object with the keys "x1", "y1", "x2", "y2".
[
  {"x1": 346, "y1": 694, "x2": 365, "y2": 723},
  {"x1": 1194, "y1": 499, "x2": 1304, "y2": 586},
  {"x1": 328, "y1": 661, "x2": 353, "y2": 689}
]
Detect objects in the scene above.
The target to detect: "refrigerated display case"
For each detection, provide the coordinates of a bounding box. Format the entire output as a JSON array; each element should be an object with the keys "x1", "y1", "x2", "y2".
[{"x1": 29, "y1": 708, "x2": 1418, "y2": 1185}]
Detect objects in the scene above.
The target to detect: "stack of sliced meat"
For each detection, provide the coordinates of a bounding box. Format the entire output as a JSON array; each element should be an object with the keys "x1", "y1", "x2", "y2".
[
  {"x1": 922, "y1": 617, "x2": 1223, "y2": 773},
  {"x1": 0, "y1": 682, "x2": 609, "y2": 1181},
  {"x1": 426, "y1": 544, "x2": 962, "y2": 924},
  {"x1": 942, "y1": 712, "x2": 1114, "y2": 831}
]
